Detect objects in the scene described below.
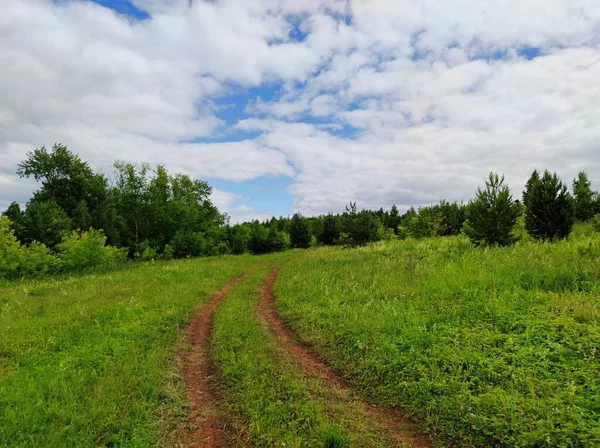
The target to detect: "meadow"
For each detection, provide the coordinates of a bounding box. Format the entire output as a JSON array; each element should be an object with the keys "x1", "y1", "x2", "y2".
[
  {"x1": 2, "y1": 225, "x2": 600, "y2": 447},
  {"x1": 0, "y1": 255, "x2": 260, "y2": 447},
  {"x1": 274, "y1": 224, "x2": 600, "y2": 447}
]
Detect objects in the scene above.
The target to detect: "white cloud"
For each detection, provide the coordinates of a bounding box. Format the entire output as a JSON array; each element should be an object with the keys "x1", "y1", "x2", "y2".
[
  {"x1": 1, "y1": 0, "x2": 600, "y2": 219},
  {"x1": 210, "y1": 188, "x2": 243, "y2": 212}
]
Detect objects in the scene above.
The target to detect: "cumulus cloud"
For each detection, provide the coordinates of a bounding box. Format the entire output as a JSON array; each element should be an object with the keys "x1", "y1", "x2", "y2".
[{"x1": 1, "y1": 0, "x2": 599, "y2": 218}]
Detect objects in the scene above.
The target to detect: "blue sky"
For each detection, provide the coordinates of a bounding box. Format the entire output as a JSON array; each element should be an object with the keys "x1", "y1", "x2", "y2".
[
  {"x1": 2, "y1": 0, "x2": 599, "y2": 221},
  {"x1": 88, "y1": 0, "x2": 305, "y2": 220},
  {"x1": 90, "y1": 0, "x2": 149, "y2": 20}
]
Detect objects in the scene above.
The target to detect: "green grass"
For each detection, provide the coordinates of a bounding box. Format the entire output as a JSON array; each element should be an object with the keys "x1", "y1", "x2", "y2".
[
  {"x1": 212, "y1": 266, "x2": 327, "y2": 446},
  {"x1": 211, "y1": 266, "x2": 394, "y2": 447},
  {"x1": 0, "y1": 255, "x2": 265, "y2": 447},
  {"x1": 274, "y1": 224, "x2": 600, "y2": 447},
  {"x1": 5, "y1": 224, "x2": 600, "y2": 447}
]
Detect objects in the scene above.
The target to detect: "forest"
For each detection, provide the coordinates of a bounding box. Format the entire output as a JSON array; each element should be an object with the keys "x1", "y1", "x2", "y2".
[{"x1": 2, "y1": 143, "x2": 600, "y2": 279}]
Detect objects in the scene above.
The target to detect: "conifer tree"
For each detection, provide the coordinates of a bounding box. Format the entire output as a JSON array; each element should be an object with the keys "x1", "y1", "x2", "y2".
[
  {"x1": 522, "y1": 169, "x2": 540, "y2": 211},
  {"x1": 463, "y1": 173, "x2": 520, "y2": 246},
  {"x1": 289, "y1": 213, "x2": 311, "y2": 248},
  {"x1": 525, "y1": 170, "x2": 575, "y2": 240},
  {"x1": 572, "y1": 171, "x2": 595, "y2": 221},
  {"x1": 320, "y1": 213, "x2": 340, "y2": 245}
]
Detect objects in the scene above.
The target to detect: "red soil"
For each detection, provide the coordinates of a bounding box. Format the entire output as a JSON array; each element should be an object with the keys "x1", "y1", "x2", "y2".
[{"x1": 179, "y1": 273, "x2": 249, "y2": 447}]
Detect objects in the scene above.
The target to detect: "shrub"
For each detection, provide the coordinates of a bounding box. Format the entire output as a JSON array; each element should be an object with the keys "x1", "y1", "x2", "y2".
[
  {"x1": 170, "y1": 230, "x2": 206, "y2": 258},
  {"x1": 22, "y1": 241, "x2": 61, "y2": 276},
  {"x1": 0, "y1": 216, "x2": 61, "y2": 278},
  {"x1": 0, "y1": 216, "x2": 24, "y2": 278},
  {"x1": 57, "y1": 228, "x2": 127, "y2": 271},
  {"x1": 138, "y1": 246, "x2": 157, "y2": 262},
  {"x1": 162, "y1": 244, "x2": 174, "y2": 260}
]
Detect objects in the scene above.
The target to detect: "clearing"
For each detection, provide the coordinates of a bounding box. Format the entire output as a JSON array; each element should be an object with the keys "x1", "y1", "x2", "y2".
[{"x1": 2, "y1": 227, "x2": 600, "y2": 447}]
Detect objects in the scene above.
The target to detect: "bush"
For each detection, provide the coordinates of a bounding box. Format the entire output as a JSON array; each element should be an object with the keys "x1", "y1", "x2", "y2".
[
  {"x1": 138, "y1": 246, "x2": 157, "y2": 262},
  {"x1": 57, "y1": 228, "x2": 127, "y2": 271},
  {"x1": 162, "y1": 244, "x2": 174, "y2": 260},
  {"x1": 0, "y1": 216, "x2": 24, "y2": 278},
  {"x1": 0, "y1": 216, "x2": 61, "y2": 278},
  {"x1": 22, "y1": 241, "x2": 61, "y2": 276},
  {"x1": 170, "y1": 230, "x2": 206, "y2": 258}
]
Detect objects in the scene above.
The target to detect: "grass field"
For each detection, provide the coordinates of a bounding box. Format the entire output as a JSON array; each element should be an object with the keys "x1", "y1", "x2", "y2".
[
  {"x1": 0, "y1": 255, "x2": 264, "y2": 447},
  {"x1": 274, "y1": 224, "x2": 600, "y2": 447},
  {"x1": 2, "y1": 226, "x2": 600, "y2": 447},
  {"x1": 211, "y1": 266, "x2": 401, "y2": 447}
]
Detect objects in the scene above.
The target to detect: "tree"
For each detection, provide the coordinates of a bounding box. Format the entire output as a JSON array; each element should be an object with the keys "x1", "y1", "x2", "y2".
[
  {"x1": 229, "y1": 225, "x2": 250, "y2": 255},
  {"x1": 522, "y1": 169, "x2": 540, "y2": 211},
  {"x1": 2, "y1": 202, "x2": 24, "y2": 236},
  {"x1": 20, "y1": 199, "x2": 71, "y2": 248},
  {"x1": 113, "y1": 162, "x2": 150, "y2": 253},
  {"x1": 525, "y1": 170, "x2": 575, "y2": 240},
  {"x1": 572, "y1": 171, "x2": 596, "y2": 221},
  {"x1": 266, "y1": 226, "x2": 290, "y2": 252},
  {"x1": 388, "y1": 204, "x2": 401, "y2": 233},
  {"x1": 462, "y1": 173, "x2": 520, "y2": 246},
  {"x1": 340, "y1": 203, "x2": 380, "y2": 246},
  {"x1": 247, "y1": 223, "x2": 270, "y2": 254},
  {"x1": 320, "y1": 214, "x2": 340, "y2": 245},
  {"x1": 289, "y1": 213, "x2": 311, "y2": 248},
  {"x1": 16, "y1": 144, "x2": 110, "y2": 228}
]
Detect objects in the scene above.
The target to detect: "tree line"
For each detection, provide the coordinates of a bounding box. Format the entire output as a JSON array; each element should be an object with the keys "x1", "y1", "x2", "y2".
[{"x1": 2, "y1": 144, "x2": 600, "y2": 278}]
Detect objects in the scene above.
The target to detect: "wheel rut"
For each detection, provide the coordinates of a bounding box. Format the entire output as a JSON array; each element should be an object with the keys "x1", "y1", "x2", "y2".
[
  {"x1": 258, "y1": 267, "x2": 432, "y2": 448},
  {"x1": 178, "y1": 272, "x2": 250, "y2": 448}
]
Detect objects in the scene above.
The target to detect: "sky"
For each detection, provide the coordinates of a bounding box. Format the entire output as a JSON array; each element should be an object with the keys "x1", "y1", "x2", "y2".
[{"x1": 1, "y1": 0, "x2": 599, "y2": 223}]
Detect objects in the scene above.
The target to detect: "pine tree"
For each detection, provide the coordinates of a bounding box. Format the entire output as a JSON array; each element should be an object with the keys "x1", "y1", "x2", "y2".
[
  {"x1": 522, "y1": 169, "x2": 540, "y2": 211},
  {"x1": 320, "y1": 214, "x2": 340, "y2": 245},
  {"x1": 388, "y1": 205, "x2": 400, "y2": 233},
  {"x1": 289, "y1": 213, "x2": 311, "y2": 248},
  {"x1": 525, "y1": 170, "x2": 575, "y2": 240},
  {"x1": 463, "y1": 173, "x2": 520, "y2": 246},
  {"x1": 266, "y1": 226, "x2": 290, "y2": 252},
  {"x1": 572, "y1": 171, "x2": 595, "y2": 221}
]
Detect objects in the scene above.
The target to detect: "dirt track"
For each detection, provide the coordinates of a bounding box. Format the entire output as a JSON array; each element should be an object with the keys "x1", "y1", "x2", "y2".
[
  {"x1": 179, "y1": 273, "x2": 249, "y2": 448},
  {"x1": 258, "y1": 267, "x2": 432, "y2": 448}
]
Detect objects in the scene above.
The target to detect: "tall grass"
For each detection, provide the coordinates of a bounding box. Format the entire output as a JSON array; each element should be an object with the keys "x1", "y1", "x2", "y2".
[{"x1": 274, "y1": 223, "x2": 600, "y2": 447}]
